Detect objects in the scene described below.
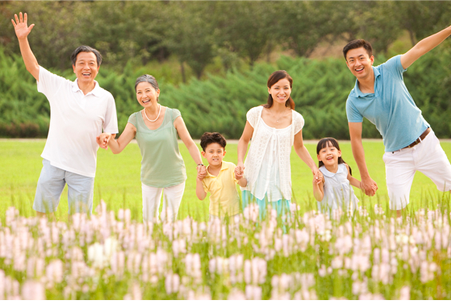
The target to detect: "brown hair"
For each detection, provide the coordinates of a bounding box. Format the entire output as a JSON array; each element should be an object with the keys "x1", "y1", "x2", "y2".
[
  {"x1": 264, "y1": 70, "x2": 295, "y2": 110},
  {"x1": 342, "y1": 39, "x2": 373, "y2": 60}
]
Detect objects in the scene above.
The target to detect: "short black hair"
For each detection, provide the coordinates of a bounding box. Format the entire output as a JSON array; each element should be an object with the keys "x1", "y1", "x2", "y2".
[
  {"x1": 71, "y1": 45, "x2": 102, "y2": 67},
  {"x1": 343, "y1": 39, "x2": 373, "y2": 60},
  {"x1": 200, "y1": 132, "x2": 227, "y2": 151}
]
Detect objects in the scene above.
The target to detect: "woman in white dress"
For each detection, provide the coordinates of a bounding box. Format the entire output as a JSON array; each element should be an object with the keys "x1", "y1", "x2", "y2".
[{"x1": 236, "y1": 70, "x2": 320, "y2": 218}]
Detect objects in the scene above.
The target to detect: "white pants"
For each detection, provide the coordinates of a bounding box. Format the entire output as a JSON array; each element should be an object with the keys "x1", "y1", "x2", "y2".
[
  {"x1": 141, "y1": 182, "x2": 185, "y2": 222},
  {"x1": 383, "y1": 131, "x2": 451, "y2": 210}
]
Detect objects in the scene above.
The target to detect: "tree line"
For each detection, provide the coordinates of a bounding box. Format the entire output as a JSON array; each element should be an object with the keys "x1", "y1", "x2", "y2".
[
  {"x1": 1, "y1": 1, "x2": 451, "y2": 82},
  {"x1": 1, "y1": 48, "x2": 451, "y2": 140}
]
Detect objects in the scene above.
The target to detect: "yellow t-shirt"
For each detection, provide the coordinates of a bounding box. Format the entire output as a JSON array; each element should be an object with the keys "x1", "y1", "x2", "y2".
[{"x1": 202, "y1": 161, "x2": 241, "y2": 217}]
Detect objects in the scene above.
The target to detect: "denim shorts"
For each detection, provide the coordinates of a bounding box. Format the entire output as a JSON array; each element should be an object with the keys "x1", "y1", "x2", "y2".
[{"x1": 33, "y1": 159, "x2": 95, "y2": 214}]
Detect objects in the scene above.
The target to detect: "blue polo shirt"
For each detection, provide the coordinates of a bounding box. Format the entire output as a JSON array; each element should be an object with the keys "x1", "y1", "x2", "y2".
[{"x1": 346, "y1": 55, "x2": 429, "y2": 152}]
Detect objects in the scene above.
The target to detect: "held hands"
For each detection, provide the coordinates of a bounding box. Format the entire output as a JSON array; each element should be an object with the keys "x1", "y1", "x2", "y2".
[
  {"x1": 197, "y1": 164, "x2": 207, "y2": 181},
  {"x1": 96, "y1": 133, "x2": 112, "y2": 150},
  {"x1": 360, "y1": 177, "x2": 378, "y2": 196},
  {"x1": 235, "y1": 163, "x2": 245, "y2": 179},
  {"x1": 11, "y1": 12, "x2": 34, "y2": 40},
  {"x1": 313, "y1": 171, "x2": 323, "y2": 187}
]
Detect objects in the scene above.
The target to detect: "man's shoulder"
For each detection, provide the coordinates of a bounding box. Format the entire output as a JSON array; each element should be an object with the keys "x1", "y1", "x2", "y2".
[{"x1": 93, "y1": 83, "x2": 115, "y2": 100}]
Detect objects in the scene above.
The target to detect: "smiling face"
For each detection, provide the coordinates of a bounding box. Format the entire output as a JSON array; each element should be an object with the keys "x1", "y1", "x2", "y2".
[
  {"x1": 135, "y1": 82, "x2": 160, "y2": 108},
  {"x1": 317, "y1": 141, "x2": 342, "y2": 169},
  {"x1": 346, "y1": 47, "x2": 375, "y2": 80},
  {"x1": 202, "y1": 142, "x2": 226, "y2": 168},
  {"x1": 268, "y1": 78, "x2": 292, "y2": 105},
  {"x1": 72, "y1": 52, "x2": 100, "y2": 85}
]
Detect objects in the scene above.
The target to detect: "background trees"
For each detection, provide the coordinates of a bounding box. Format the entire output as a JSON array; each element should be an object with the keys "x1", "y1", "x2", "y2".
[{"x1": 1, "y1": 1, "x2": 451, "y2": 138}]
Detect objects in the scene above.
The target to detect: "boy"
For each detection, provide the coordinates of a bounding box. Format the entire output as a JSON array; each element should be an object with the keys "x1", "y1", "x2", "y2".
[{"x1": 196, "y1": 132, "x2": 247, "y2": 220}]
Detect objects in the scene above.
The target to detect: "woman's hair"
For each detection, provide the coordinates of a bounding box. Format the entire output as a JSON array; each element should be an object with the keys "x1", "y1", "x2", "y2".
[
  {"x1": 264, "y1": 70, "x2": 295, "y2": 110},
  {"x1": 200, "y1": 132, "x2": 227, "y2": 151},
  {"x1": 316, "y1": 137, "x2": 352, "y2": 175}
]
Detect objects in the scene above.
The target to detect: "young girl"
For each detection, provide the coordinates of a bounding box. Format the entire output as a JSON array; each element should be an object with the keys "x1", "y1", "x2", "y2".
[{"x1": 313, "y1": 138, "x2": 360, "y2": 216}]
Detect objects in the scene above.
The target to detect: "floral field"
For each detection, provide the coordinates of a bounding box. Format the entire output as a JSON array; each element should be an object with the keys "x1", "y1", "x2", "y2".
[{"x1": 1, "y1": 197, "x2": 450, "y2": 300}]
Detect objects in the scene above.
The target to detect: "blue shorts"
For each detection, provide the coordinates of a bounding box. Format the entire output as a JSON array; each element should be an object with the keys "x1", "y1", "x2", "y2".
[
  {"x1": 33, "y1": 159, "x2": 95, "y2": 214},
  {"x1": 241, "y1": 190, "x2": 290, "y2": 219}
]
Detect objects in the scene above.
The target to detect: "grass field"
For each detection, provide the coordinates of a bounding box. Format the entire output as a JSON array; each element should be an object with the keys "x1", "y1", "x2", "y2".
[{"x1": 1, "y1": 139, "x2": 449, "y2": 221}]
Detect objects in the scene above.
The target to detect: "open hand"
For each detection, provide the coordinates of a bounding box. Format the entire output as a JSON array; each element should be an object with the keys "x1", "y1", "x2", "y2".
[{"x1": 11, "y1": 12, "x2": 35, "y2": 40}]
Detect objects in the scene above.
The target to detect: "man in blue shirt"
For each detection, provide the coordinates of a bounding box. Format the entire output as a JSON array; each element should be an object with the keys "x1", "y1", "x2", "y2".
[{"x1": 344, "y1": 25, "x2": 451, "y2": 216}]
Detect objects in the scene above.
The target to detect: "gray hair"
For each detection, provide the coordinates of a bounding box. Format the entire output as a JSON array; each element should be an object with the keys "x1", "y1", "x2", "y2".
[{"x1": 135, "y1": 74, "x2": 159, "y2": 92}]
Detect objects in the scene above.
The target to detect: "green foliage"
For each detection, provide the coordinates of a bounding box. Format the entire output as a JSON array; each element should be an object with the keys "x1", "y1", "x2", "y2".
[{"x1": 2, "y1": 46, "x2": 451, "y2": 139}]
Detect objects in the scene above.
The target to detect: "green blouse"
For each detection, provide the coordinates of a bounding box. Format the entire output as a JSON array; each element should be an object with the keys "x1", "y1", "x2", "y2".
[{"x1": 128, "y1": 108, "x2": 187, "y2": 188}]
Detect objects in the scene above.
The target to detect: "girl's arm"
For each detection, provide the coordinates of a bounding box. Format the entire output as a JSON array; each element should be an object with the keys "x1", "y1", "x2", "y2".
[
  {"x1": 236, "y1": 121, "x2": 254, "y2": 175},
  {"x1": 174, "y1": 116, "x2": 205, "y2": 176},
  {"x1": 312, "y1": 172, "x2": 324, "y2": 202},
  {"x1": 293, "y1": 130, "x2": 321, "y2": 182},
  {"x1": 345, "y1": 164, "x2": 362, "y2": 190},
  {"x1": 106, "y1": 123, "x2": 136, "y2": 154}
]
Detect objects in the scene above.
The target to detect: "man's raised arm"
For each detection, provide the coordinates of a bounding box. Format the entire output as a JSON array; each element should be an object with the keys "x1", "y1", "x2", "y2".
[
  {"x1": 11, "y1": 12, "x2": 39, "y2": 80},
  {"x1": 401, "y1": 24, "x2": 451, "y2": 69}
]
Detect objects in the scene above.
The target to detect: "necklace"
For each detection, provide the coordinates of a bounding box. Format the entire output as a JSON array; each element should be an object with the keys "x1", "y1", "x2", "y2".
[{"x1": 143, "y1": 105, "x2": 161, "y2": 122}]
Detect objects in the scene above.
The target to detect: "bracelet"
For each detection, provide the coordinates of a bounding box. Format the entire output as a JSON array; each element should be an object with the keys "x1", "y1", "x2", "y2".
[{"x1": 197, "y1": 163, "x2": 204, "y2": 166}]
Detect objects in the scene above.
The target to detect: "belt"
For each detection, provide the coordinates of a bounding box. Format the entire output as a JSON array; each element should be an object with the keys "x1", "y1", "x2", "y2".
[{"x1": 401, "y1": 127, "x2": 431, "y2": 150}]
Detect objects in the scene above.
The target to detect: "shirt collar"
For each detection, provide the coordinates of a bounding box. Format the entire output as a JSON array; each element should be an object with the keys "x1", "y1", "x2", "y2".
[
  {"x1": 207, "y1": 162, "x2": 228, "y2": 176},
  {"x1": 353, "y1": 66, "x2": 380, "y2": 98},
  {"x1": 72, "y1": 79, "x2": 101, "y2": 97}
]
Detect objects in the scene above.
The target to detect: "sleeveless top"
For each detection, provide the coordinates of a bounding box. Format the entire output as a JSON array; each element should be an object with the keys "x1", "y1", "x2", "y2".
[
  {"x1": 242, "y1": 106, "x2": 304, "y2": 201},
  {"x1": 128, "y1": 108, "x2": 186, "y2": 188},
  {"x1": 318, "y1": 164, "x2": 359, "y2": 215}
]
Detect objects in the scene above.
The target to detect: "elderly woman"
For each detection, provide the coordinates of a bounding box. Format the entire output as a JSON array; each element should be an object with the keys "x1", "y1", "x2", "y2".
[{"x1": 98, "y1": 74, "x2": 205, "y2": 222}]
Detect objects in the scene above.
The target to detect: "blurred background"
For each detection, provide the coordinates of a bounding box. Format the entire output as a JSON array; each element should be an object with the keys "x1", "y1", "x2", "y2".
[{"x1": 1, "y1": 1, "x2": 451, "y2": 140}]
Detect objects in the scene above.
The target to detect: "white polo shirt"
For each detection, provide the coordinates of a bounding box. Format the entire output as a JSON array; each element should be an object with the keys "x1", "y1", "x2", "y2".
[{"x1": 38, "y1": 66, "x2": 118, "y2": 177}]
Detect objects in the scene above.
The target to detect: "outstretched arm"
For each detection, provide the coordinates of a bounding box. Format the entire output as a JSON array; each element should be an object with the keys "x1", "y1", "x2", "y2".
[
  {"x1": 401, "y1": 25, "x2": 451, "y2": 69},
  {"x1": 312, "y1": 172, "x2": 324, "y2": 202},
  {"x1": 174, "y1": 116, "x2": 206, "y2": 176},
  {"x1": 349, "y1": 122, "x2": 377, "y2": 196},
  {"x1": 236, "y1": 121, "x2": 253, "y2": 176},
  {"x1": 11, "y1": 12, "x2": 39, "y2": 80},
  {"x1": 293, "y1": 130, "x2": 320, "y2": 182},
  {"x1": 345, "y1": 164, "x2": 362, "y2": 190},
  {"x1": 96, "y1": 123, "x2": 135, "y2": 154}
]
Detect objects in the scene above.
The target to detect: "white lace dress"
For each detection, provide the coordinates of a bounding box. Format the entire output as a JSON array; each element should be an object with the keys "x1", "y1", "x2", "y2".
[
  {"x1": 318, "y1": 164, "x2": 359, "y2": 214},
  {"x1": 242, "y1": 106, "x2": 304, "y2": 201}
]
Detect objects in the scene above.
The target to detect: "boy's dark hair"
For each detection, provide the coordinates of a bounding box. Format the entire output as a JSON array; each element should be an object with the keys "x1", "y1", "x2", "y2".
[
  {"x1": 71, "y1": 45, "x2": 103, "y2": 67},
  {"x1": 343, "y1": 39, "x2": 373, "y2": 60},
  {"x1": 316, "y1": 137, "x2": 352, "y2": 175},
  {"x1": 200, "y1": 132, "x2": 227, "y2": 151}
]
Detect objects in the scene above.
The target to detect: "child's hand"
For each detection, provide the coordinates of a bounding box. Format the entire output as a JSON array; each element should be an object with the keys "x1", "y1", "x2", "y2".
[
  {"x1": 235, "y1": 168, "x2": 243, "y2": 180},
  {"x1": 313, "y1": 172, "x2": 323, "y2": 186},
  {"x1": 235, "y1": 164, "x2": 244, "y2": 179},
  {"x1": 197, "y1": 165, "x2": 207, "y2": 181},
  {"x1": 96, "y1": 133, "x2": 111, "y2": 149}
]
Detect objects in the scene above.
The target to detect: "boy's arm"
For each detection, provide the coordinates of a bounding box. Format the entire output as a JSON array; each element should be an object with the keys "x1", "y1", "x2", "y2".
[
  {"x1": 312, "y1": 172, "x2": 324, "y2": 202},
  {"x1": 349, "y1": 122, "x2": 377, "y2": 196},
  {"x1": 196, "y1": 177, "x2": 207, "y2": 200},
  {"x1": 401, "y1": 25, "x2": 451, "y2": 69},
  {"x1": 12, "y1": 13, "x2": 39, "y2": 80}
]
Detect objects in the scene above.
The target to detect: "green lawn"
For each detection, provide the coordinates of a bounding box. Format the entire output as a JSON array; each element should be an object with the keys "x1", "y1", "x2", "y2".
[{"x1": 1, "y1": 139, "x2": 449, "y2": 221}]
